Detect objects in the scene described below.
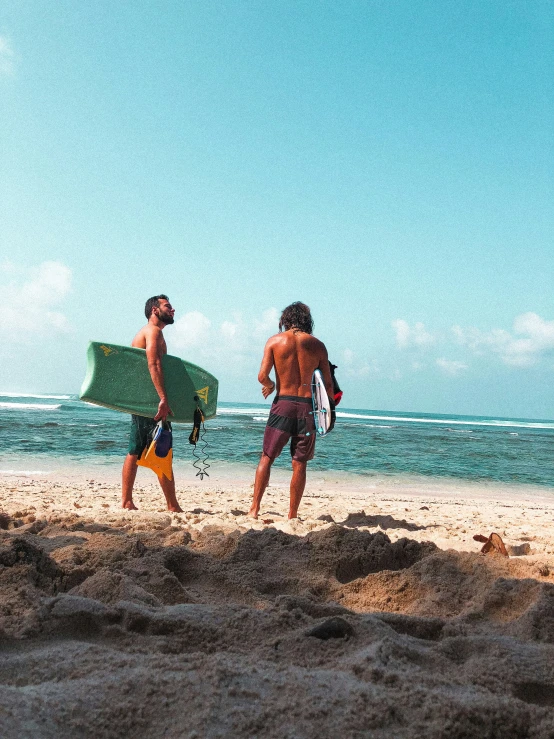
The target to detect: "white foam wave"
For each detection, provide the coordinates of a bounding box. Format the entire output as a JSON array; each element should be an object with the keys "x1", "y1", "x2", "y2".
[
  {"x1": 0, "y1": 469, "x2": 51, "y2": 476},
  {"x1": 0, "y1": 402, "x2": 61, "y2": 411},
  {"x1": 0, "y1": 392, "x2": 71, "y2": 400},
  {"x1": 340, "y1": 422, "x2": 394, "y2": 429},
  {"x1": 218, "y1": 406, "x2": 554, "y2": 431},
  {"x1": 336, "y1": 411, "x2": 554, "y2": 430},
  {"x1": 218, "y1": 407, "x2": 269, "y2": 416}
]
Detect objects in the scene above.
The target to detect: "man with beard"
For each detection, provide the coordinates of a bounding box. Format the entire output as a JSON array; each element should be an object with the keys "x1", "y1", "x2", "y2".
[{"x1": 121, "y1": 295, "x2": 183, "y2": 512}]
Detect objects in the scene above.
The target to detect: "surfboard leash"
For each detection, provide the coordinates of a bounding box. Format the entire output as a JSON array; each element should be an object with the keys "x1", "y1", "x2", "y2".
[{"x1": 188, "y1": 399, "x2": 210, "y2": 480}]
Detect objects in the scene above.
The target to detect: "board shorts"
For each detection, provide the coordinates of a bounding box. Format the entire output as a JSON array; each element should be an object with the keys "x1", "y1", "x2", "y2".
[
  {"x1": 128, "y1": 415, "x2": 172, "y2": 457},
  {"x1": 263, "y1": 396, "x2": 316, "y2": 463}
]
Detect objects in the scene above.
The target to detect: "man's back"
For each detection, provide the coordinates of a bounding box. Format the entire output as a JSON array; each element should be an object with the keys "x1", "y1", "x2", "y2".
[
  {"x1": 269, "y1": 329, "x2": 327, "y2": 398},
  {"x1": 250, "y1": 301, "x2": 334, "y2": 521}
]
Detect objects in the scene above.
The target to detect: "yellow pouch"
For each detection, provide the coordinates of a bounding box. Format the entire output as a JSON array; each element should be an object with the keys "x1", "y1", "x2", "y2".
[{"x1": 137, "y1": 421, "x2": 173, "y2": 481}]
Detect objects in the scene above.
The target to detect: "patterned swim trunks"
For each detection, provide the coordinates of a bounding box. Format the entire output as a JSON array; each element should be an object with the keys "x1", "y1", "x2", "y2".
[
  {"x1": 128, "y1": 415, "x2": 172, "y2": 457},
  {"x1": 263, "y1": 395, "x2": 316, "y2": 463}
]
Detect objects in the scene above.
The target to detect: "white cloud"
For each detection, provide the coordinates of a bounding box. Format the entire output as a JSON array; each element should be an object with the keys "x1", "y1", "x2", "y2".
[
  {"x1": 392, "y1": 319, "x2": 410, "y2": 348},
  {"x1": 453, "y1": 312, "x2": 554, "y2": 367},
  {"x1": 220, "y1": 320, "x2": 238, "y2": 341},
  {"x1": 0, "y1": 36, "x2": 15, "y2": 76},
  {"x1": 253, "y1": 308, "x2": 279, "y2": 338},
  {"x1": 436, "y1": 358, "x2": 468, "y2": 376},
  {"x1": 356, "y1": 364, "x2": 375, "y2": 378},
  {"x1": 172, "y1": 311, "x2": 212, "y2": 349},
  {"x1": 341, "y1": 348, "x2": 378, "y2": 378},
  {"x1": 0, "y1": 261, "x2": 72, "y2": 340},
  {"x1": 170, "y1": 307, "x2": 280, "y2": 376},
  {"x1": 219, "y1": 313, "x2": 252, "y2": 353},
  {"x1": 392, "y1": 319, "x2": 435, "y2": 349}
]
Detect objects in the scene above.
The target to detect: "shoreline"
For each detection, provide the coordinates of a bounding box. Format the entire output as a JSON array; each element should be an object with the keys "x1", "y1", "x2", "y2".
[{"x1": 3, "y1": 455, "x2": 554, "y2": 495}]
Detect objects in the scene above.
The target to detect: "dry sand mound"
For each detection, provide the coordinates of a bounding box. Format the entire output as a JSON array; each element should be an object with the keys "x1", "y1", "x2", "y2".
[{"x1": 1, "y1": 516, "x2": 554, "y2": 737}]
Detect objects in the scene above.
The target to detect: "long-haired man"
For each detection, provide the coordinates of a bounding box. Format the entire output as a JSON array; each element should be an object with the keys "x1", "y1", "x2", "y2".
[{"x1": 249, "y1": 302, "x2": 334, "y2": 519}]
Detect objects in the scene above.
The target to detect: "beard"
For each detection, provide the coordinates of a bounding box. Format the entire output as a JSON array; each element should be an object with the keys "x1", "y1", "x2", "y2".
[{"x1": 158, "y1": 312, "x2": 174, "y2": 325}]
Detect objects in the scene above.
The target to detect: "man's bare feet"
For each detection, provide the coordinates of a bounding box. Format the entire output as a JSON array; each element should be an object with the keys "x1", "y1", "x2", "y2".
[
  {"x1": 122, "y1": 500, "x2": 138, "y2": 510},
  {"x1": 168, "y1": 504, "x2": 184, "y2": 513},
  {"x1": 248, "y1": 507, "x2": 259, "y2": 520}
]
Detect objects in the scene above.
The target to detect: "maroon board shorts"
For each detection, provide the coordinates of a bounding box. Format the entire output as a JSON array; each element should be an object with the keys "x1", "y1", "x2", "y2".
[{"x1": 263, "y1": 395, "x2": 316, "y2": 463}]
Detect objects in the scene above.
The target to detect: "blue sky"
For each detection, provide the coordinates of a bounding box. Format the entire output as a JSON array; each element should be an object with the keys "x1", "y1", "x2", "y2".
[{"x1": 1, "y1": 1, "x2": 553, "y2": 417}]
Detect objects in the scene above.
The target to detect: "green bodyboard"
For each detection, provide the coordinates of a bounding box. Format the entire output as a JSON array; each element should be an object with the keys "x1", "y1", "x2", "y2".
[{"x1": 79, "y1": 342, "x2": 218, "y2": 422}]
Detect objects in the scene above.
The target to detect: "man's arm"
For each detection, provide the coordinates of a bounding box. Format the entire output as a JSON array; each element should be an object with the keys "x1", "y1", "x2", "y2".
[
  {"x1": 145, "y1": 328, "x2": 172, "y2": 420},
  {"x1": 258, "y1": 339, "x2": 276, "y2": 399}
]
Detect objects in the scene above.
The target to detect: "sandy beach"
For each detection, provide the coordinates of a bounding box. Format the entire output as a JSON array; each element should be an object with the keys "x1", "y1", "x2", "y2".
[{"x1": 1, "y1": 466, "x2": 554, "y2": 737}]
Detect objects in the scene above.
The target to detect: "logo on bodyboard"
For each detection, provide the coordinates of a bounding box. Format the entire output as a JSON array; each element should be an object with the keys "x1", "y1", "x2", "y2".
[
  {"x1": 195, "y1": 386, "x2": 209, "y2": 404},
  {"x1": 99, "y1": 345, "x2": 118, "y2": 357}
]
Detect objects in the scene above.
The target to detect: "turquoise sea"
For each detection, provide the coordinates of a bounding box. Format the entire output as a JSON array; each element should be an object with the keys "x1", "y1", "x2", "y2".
[{"x1": 1, "y1": 392, "x2": 554, "y2": 489}]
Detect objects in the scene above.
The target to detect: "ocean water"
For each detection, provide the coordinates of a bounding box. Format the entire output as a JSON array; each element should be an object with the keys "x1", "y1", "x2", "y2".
[{"x1": 1, "y1": 392, "x2": 554, "y2": 489}]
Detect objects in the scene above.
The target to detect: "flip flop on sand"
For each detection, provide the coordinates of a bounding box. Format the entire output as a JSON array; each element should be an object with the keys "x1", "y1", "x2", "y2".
[{"x1": 473, "y1": 532, "x2": 509, "y2": 557}]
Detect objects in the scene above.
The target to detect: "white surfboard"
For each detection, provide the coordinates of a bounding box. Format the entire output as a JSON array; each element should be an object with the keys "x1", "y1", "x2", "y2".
[{"x1": 312, "y1": 369, "x2": 333, "y2": 436}]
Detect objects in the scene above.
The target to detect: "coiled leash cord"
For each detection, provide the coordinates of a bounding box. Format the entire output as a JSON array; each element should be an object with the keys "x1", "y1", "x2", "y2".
[{"x1": 188, "y1": 399, "x2": 210, "y2": 480}]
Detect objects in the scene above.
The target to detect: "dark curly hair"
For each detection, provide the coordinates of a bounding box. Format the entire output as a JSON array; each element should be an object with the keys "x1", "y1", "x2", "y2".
[
  {"x1": 279, "y1": 302, "x2": 314, "y2": 334},
  {"x1": 144, "y1": 294, "x2": 169, "y2": 320}
]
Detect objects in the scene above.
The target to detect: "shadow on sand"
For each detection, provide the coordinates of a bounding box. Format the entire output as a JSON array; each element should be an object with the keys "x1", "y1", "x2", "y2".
[{"x1": 338, "y1": 510, "x2": 428, "y2": 531}]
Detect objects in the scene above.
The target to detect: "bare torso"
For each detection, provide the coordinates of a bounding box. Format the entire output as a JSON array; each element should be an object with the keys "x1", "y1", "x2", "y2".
[
  {"x1": 132, "y1": 325, "x2": 167, "y2": 356},
  {"x1": 265, "y1": 330, "x2": 332, "y2": 398},
  {"x1": 131, "y1": 324, "x2": 170, "y2": 419}
]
